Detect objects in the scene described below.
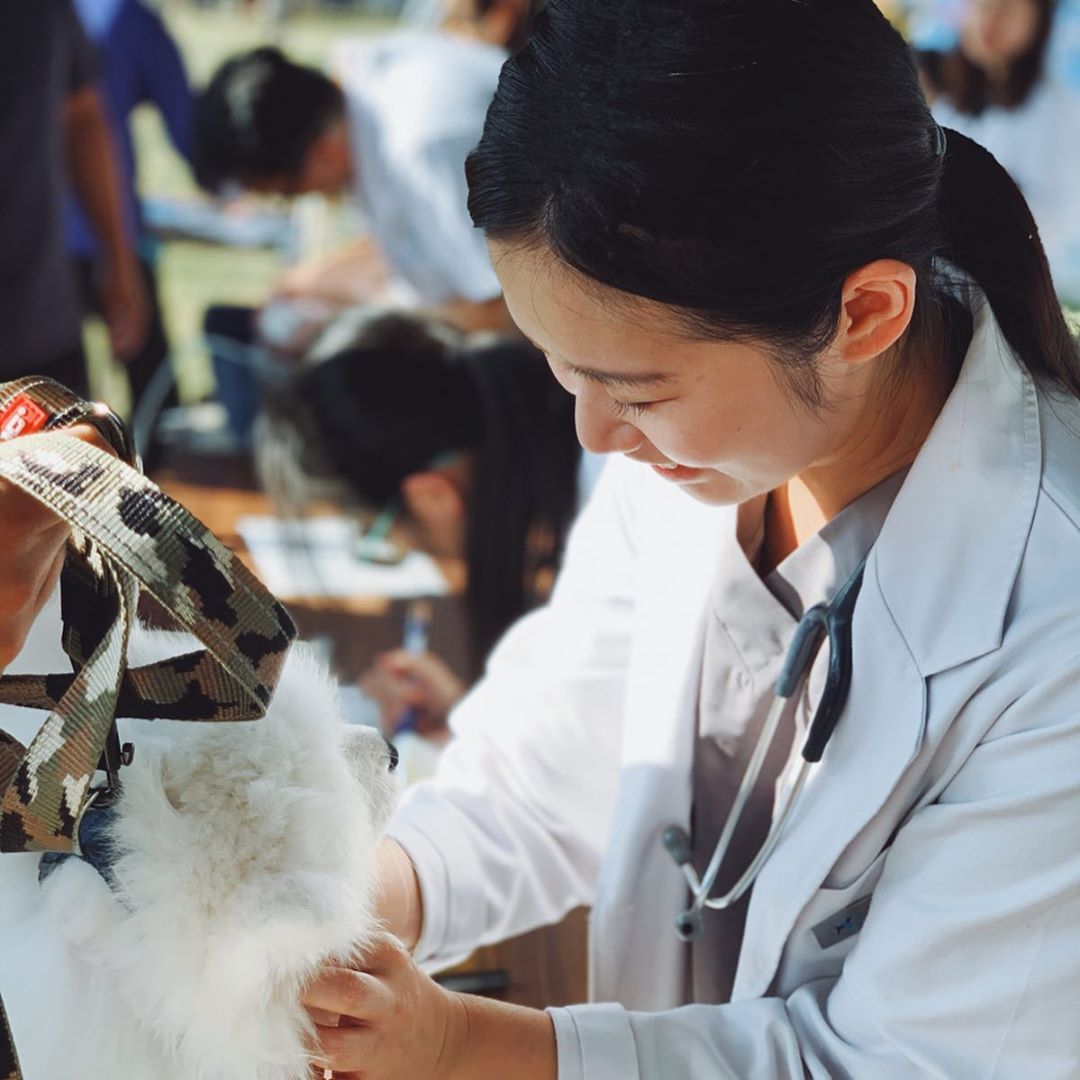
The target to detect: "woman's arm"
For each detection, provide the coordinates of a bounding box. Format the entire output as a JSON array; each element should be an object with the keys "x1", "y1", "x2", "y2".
[
  {"x1": 64, "y1": 87, "x2": 148, "y2": 358},
  {"x1": 384, "y1": 458, "x2": 643, "y2": 970},
  {"x1": 311, "y1": 656, "x2": 1080, "y2": 1079}
]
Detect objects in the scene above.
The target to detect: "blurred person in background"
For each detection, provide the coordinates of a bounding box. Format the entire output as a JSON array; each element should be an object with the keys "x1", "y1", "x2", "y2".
[
  {"x1": 409, "y1": 0, "x2": 546, "y2": 53},
  {"x1": 918, "y1": 0, "x2": 1080, "y2": 300},
  {"x1": 67, "y1": 0, "x2": 194, "y2": 421},
  {"x1": 0, "y1": 0, "x2": 148, "y2": 398},
  {"x1": 193, "y1": 25, "x2": 514, "y2": 334},
  {"x1": 193, "y1": 22, "x2": 525, "y2": 441},
  {"x1": 254, "y1": 308, "x2": 586, "y2": 736}
]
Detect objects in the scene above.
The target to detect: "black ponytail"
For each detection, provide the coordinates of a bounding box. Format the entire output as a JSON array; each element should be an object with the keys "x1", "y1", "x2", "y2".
[
  {"x1": 467, "y1": 0, "x2": 1080, "y2": 404},
  {"x1": 938, "y1": 128, "x2": 1080, "y2": 395}
]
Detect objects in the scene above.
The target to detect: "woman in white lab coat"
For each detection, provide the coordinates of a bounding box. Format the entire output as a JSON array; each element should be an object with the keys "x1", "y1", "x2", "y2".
[{"x1": 6, "y1": 2, "x2": 1080, "y2": 1078}]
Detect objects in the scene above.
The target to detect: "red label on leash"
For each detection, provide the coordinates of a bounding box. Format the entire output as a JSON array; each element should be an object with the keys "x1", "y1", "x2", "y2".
[{"x1": 0, "y1": 395, "x2": 49, "y2": 441}]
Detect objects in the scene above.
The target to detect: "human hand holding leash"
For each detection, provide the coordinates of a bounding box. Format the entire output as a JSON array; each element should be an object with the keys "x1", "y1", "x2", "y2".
[{"x1": 0, "y1": 421, "x2": 113, "y2": 672}]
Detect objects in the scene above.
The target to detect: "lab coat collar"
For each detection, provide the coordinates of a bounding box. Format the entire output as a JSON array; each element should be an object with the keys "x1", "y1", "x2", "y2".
[{"x1": 873, "y1": 294, "x2": 1042, "y2": 677}]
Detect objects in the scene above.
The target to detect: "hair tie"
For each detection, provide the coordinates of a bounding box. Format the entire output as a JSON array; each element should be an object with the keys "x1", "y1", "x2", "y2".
[{"x1": 932, "y1": 122, "x2": 948, "y2": 159}]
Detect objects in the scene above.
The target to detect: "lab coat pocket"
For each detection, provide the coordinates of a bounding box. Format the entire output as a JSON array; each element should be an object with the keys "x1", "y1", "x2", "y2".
[{"x1": 772, "y1": 847, "x2": 890, "y2": 995}]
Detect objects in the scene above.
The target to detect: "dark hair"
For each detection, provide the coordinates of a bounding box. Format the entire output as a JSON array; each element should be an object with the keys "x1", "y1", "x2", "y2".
[
  {"x1": 193, "y1": 47, "x2": 344, "y2": 192},
  {"x1": 919, "y1": 0, "x2": 1055, "y2": 116},
  {"x1": 467, "y1": 0, "x2": 1080, "y2": 404},
  {"x1": 264, "y1": 311, "x2": 581, "y2": 670}
]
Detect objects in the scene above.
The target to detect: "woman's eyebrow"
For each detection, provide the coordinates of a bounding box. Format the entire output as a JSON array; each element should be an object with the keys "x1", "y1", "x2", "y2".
[
  {"x1": 520, "y1": 331, "x2": 675, "y2": 390},
  {"x1": 549, "y1": 354, "x2": 675, "y2": 391}
]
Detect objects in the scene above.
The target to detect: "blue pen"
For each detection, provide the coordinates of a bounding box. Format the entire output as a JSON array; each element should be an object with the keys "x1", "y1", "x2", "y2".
[{"x1": 394, "y1": 599, "x2": 434, "y2": 737}]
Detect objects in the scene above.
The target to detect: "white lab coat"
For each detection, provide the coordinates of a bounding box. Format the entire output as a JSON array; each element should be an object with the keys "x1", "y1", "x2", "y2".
[{"x1": 388, "y1": 295, "x2": 1080, "y2": 1078}]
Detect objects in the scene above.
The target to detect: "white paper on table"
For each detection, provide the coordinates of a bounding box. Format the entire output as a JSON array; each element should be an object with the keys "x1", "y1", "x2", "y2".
[{"x1": 236, "y1": 515, "x2": 448, "y2": 600}]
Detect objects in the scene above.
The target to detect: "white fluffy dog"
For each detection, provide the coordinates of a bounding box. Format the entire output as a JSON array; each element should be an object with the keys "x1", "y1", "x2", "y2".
[{"x1": 1, "y1": 629, "x2": 398, "y2": 1080}]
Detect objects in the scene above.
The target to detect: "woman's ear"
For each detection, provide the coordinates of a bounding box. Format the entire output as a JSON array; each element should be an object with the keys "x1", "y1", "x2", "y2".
[{"x1": 837, "y1": 260, "x2": 918, "y2": 366}]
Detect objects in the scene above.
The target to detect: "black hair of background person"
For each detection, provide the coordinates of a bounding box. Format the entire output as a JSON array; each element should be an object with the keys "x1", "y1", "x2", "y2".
[
  {"x1": 192, "y1": 48, "x2": 343, "y2": 192},
  {"x1": 918, "y1": 0, "x2": 1055, "y2": 115},
  {"x1": 466, "y1": 0, "x2": 1080, "y2": 406},
  {"x1": 297, "y1": 335, "x2": 581, "y2": 673}
]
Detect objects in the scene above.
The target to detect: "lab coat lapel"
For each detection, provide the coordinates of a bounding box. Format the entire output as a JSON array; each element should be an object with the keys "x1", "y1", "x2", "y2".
[
  {"x1": 588, "y1": 487, "x2": 730, "y2": 1010},
  {"x1": 875, "y1": 296, "x2": 1041, "y2": 676},
  {"x1": 732, "y1": 562, "x2": 927, "y2": 1000}
]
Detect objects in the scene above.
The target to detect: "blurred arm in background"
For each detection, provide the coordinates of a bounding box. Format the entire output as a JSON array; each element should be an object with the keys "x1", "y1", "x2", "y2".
[{"x1": 64, "y1": 84, "x2": 148, "y2": 360}]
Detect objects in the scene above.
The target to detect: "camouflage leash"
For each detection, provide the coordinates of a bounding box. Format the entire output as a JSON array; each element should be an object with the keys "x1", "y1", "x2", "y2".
[{"x1": 0, "y1": 377, "x2": 297, "y2": 1079}]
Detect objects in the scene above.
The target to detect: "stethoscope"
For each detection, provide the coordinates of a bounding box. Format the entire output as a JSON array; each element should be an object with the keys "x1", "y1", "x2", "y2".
[{"x1": 663, "y1": 555, "x2": 868, "y2": 943}]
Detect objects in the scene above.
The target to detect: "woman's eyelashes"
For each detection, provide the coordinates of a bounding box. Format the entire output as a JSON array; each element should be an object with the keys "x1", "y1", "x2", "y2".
[{"x1": 610, "y1": 398, "x2": 656, "y2": 418}]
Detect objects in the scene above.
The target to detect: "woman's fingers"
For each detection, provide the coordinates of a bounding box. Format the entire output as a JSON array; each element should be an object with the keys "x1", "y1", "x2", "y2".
[
  {"x1": 303, "y1": 966, "x2": 395, "y2": 1023},
  {"x1": 356, "y1": 931, "x2": 413, "y2": 975},
  {"x1": 311, "y1": 1022, "x2": 384, "y2": 1073},
  {"x1": 304, "y1": 933, "x2": 456, "y2": 1079}
]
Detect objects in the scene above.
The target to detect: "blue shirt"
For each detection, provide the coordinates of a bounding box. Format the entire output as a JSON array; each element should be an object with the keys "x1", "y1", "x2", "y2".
[{"x1": 66, "y1": 0, "x2": 192, "y2": 260}]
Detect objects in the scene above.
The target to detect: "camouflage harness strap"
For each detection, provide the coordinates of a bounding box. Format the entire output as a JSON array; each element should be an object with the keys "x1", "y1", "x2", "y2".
[{"x1": 0, "y1": 377, "x2": 296, "y2": 1080}]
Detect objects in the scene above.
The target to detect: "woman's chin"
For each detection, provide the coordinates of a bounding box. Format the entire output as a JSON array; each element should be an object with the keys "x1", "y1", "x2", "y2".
[{"x1": 668, "y1": 469, "x2": 749, "y2": 507}]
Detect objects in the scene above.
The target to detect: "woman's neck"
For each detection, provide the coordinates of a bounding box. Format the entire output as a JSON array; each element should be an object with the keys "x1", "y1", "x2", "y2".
[{"x1": 760, "y1": 335, "x2": 963, "y2": 574}]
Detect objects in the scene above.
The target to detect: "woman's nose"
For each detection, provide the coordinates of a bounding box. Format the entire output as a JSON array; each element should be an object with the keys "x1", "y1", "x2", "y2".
[{"x1": 575, "y1": 391, "x2": 641, "y2": 456}]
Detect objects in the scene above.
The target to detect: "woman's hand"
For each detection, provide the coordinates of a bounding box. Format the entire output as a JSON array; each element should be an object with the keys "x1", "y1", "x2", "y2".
[
  {"x1": 360, "y1": 650, "x2": 465, "y2": 738},
  {"x1": 0, "y1": 423, "x2": 112, "y2": 672},
  {"x1": 304, "y1": 934, "x2": 466, "y2": 1080},
  {"x1": 303, "y1": 934, "x2": 557, "y2": 1080}
]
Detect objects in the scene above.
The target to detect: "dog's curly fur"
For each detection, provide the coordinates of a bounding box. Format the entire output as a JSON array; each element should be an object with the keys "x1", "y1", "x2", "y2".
[{"x1": 2, "y1": 629, "x2": 398, "y2": 1080}]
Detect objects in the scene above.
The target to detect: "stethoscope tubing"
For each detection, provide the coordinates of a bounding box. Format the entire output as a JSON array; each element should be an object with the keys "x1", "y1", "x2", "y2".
[{"x1": 667, "y1": 555, "x2": 869, "y2": 942}]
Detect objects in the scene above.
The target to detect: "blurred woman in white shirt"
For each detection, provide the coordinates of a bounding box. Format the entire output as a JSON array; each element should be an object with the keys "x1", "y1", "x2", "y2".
[{"x1": 919, "y1": 0, "x2": 1080, "y2": 302}]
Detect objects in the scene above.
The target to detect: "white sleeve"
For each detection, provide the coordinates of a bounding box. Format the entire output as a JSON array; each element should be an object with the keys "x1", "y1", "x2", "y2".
[
  {"x1": 399, "y1": 131, "x2": 502, "y2": 304},
  {"x1": 550, "y1": 658, "x2": 1080, "y2": 1078},
  {"x1": 387, "y1": 461, "x2": 639, "y2": 969}
]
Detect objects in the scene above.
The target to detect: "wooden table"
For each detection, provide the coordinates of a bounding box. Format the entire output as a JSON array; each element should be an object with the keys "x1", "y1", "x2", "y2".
[{"x1": 154, "y1": 452, "x2": 589, "y2": 1010}]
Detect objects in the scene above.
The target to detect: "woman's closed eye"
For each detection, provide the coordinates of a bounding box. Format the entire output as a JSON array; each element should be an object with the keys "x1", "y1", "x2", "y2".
[{"x1": 610, "y1": 398, "x2": 658, "y2": 418}]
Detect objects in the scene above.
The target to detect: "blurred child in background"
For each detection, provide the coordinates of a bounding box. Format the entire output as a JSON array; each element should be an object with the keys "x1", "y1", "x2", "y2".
[
  {"x1": 194, "y1": 11, "x2": 530, "y2": 439},
  {"x1": 193, "y1": 23, "x2": 513, "y2": 334},
  {"x1": 255, "y1": 308, "x2": 586, "y2": 736}
]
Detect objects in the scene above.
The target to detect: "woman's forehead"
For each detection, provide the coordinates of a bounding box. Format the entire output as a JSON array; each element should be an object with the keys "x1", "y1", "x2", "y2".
[{"x1": 491, "y1": 240, "x2": 700, "y2": 370}]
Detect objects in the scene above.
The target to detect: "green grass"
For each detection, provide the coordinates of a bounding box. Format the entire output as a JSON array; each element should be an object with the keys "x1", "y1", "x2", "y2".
[{"x1": 91, "y1": 4, "x2": 391, "y2": 409}]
